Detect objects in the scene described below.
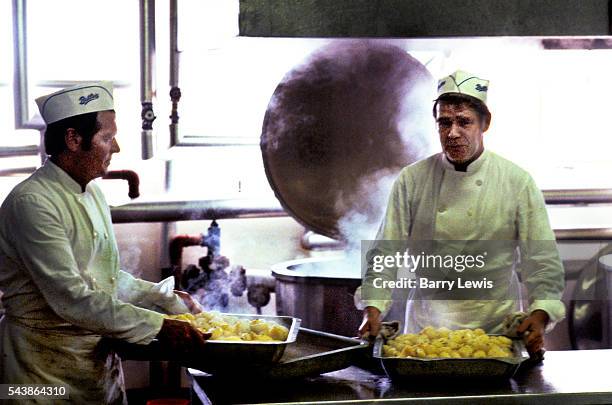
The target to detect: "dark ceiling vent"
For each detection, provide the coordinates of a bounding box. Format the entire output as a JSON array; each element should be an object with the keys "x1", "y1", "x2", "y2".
[{"x1": 239, "y1": 0, "x2": 611, "y2": 38}]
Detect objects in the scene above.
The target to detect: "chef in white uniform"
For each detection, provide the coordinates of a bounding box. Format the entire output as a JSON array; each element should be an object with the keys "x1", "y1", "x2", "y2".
[
  {"x1": 357, "y1": 71, "x2": 565, "y2": 355},
  {"x1": 0, "y1": 82, "x2": 208, "y2": 404}
]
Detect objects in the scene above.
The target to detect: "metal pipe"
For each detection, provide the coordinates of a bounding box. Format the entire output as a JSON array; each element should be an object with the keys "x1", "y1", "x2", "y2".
[
  {"x1": 0, "y1": 166, "x2": 36, "y2": 176},
  {"x1": 543, "y1": 189, "x2": 612, "y2": 205},
  {"x1": 173, "y1": 136, "x2": 260, "y2": 147},
  {"x1": 554, "y1": 228, "x2": 612, "y2": 240},
  {"x1": 169, "y1": 0, "x2": 179, "y2": 91},
  {"x1": 169, "y1": 0, "x2": 181, "y2": 147},
  {"x1": 12, "y1": 0, "x2": 44, "y2": 130},
  {"x1": 300, "y1": 228, "x2": 612, "y2": 247},
  {"x1": 102, "y1": 170, "x2": 140, "y2": 199},
  {"x1": 0, "y1": 145, "x2": 39, "y2": 157},
  {"x1": 140, "y1": 0, "x2": 156, "y2": 160},
  {"x1": 159, "y1": 160, "x2": 176, "y2": 271},
  {"x1": 110, "y1": 198, "x2": 287, "y2": 223},
  {"x1": 246, "y1": 268, "x2": 276, "y2": 313},
  {"x1": 301, "y1": 230, "x2": 344, "y2": 250},
  {"x1": 246, "y1": 269, "x2": 276, "y2": 291}
]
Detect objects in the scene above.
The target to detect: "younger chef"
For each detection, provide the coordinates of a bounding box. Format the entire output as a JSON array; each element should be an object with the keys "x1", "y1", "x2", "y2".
[{"x1": 357, "y1": 71, "x2": 565, "y2": 356}]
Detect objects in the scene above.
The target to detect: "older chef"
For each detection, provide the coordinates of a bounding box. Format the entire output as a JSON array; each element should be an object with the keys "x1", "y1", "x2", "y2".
[
  {"x1": 357, "y1": 71, "x2": 565, "y2": 355},
  {"x1": 0, "y1": 82, "x2": 208, "y2": 404}
]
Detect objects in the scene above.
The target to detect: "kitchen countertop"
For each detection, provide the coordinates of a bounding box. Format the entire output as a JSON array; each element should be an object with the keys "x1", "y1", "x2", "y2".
[{"x1": 188, "y1": 349, "x2": 612, "y2": 404}]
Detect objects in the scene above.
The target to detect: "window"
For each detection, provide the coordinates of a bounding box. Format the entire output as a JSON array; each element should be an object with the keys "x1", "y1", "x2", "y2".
[
  {"x1": 0, "y1": 0, "x2": 39, "y2": 180},
  {"x1": 7, "y1": 1, "x2": 612, "y2": 199}
]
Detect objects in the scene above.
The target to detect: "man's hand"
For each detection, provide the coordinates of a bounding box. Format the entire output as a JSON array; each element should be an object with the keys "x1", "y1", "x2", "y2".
[
  {"x1": 174, "y1": 290, "x2": 203, "y2": 314},
  {"x1": 156, "y1": 318, "x2": 211, "y2": 356},
  {"x1": 358, "y1": 306, "x2": 382, "y2": 339},
  {"x1": 516, "y1": 309, "x2": 549, "y2": 355}
]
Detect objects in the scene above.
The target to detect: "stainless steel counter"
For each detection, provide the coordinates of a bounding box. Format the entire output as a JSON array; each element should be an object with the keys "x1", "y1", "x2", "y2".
[{"x1": 188, "y1": 349, "x2": 612, "y2": 404}]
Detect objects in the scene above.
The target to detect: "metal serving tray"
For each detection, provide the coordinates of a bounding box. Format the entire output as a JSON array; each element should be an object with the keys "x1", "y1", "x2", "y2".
[
  {"x1": 201, "y1": 327, "x2": 370, "y2": 379},
  {"x1": 110, "y1": 314, "x2": 300, "y2": 374},
  {"x1": 373, "y1": 336, "x2": 529, "y2": 380}
]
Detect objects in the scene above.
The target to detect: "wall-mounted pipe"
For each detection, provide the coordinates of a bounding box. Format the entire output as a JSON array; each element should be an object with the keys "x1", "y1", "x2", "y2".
[
  {"x1": 110, "y1": 198, "x2": 287, "y2": 223},
  {"x1": 301, "y1": 228, "x2": 612, "y2": 249},
  {"x1": 169, "y1": 0, "x2": 181, "y2": 147},
  {"x1": 301, "y1": 230, "x2": 345, "y2": 250},
  {"x1": 0, "y1": 145, "x2": 39, "y2": 158},
  {"x1": 168, "y1": 234, "x2": 202, "y2": 275},
  {"x1": 108, "y1": 189, "x2": 612, "y2": 225},
  {"x1": 0, "y1": 166, "x2": 36, "y2": 176},
  {"x1": 543, "y1": 189, "x2": 612, "y2": 205},
  {"x1": 12, "y1": 0, "x2": 44, "y2": 131},
  {"x1": 554, "y1": 228, "x2": 612, "y2": 241},
  {"x1": 102, "y1": 170, "x2": 140, "y2": 199},
  {"x1": 140, "y1": 0, "x2": 156, "y2": 160},
  {"x1": 172, "y1": 136, "x2": 260, "y2": 147}
]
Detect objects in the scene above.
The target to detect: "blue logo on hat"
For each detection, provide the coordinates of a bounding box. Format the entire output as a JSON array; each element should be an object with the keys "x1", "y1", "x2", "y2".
[
  {"x1": 475, "y1": 84, "x2": 488, "y2": 92},
  {"x1": 79, "y1": 93, "x2": 99, "y2": 105},
  {"x1": 437, "y1": 80, "x2": 446, "y2": 90}
]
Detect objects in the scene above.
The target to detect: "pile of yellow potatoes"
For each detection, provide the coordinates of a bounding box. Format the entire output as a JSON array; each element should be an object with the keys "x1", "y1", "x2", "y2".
[
  {"x1": 167, "y1": 311, "x2": 290, "y2": 342},
  {"x1": 382, "y1": 326, "x2": 514, "y2": 359}
]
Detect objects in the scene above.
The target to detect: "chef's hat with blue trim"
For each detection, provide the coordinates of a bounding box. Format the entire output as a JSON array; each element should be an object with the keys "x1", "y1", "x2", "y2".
[
  {"x1": 437, "y1": 70, "x2": 489, "y2": 105},
  {"x1": 35, "y1": 82, "x2": 114, "y2": 124}
]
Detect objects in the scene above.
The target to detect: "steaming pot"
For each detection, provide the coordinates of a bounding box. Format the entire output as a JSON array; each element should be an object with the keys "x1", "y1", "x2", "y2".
[
  {"x1": 271, "y1": 257, "x2": 362, "y2": 336},
  {"x1": 261, "y1": 41, "x2": 434, "y2": 336}
]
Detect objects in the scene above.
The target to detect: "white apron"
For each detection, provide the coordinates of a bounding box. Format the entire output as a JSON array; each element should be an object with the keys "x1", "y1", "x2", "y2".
[{"x1": 359, "y1": 150, "x2": 565, "y2": 332}]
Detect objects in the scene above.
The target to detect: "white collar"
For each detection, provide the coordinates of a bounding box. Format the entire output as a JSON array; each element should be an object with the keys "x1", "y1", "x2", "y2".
[
  {"x1": 439, "y1": 149, "x2": 489, "y2": 173},
  {"x1": 42, "y1": 159, "x2": 89, "y2": 195}
]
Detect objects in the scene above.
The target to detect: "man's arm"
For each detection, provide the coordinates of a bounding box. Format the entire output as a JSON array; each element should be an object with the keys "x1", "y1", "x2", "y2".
[
  {"x1": 517, "y1": 177, "x2": 566, "y2": 352},
  {"x1": 117, "y1": 271, "x2": 201, "y2": 314},
  {"x1": 8, "y1": 194, "x2": 164, "y2": 344},
  {"x1": 357, "y1": 173, "x2": 412, "y2": 336}
]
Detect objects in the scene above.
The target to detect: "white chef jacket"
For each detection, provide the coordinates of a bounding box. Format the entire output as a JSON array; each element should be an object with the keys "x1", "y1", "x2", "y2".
[
  {"x1": 0, "y1": 160, "x2": 185, "y2": 404},
  {"x1": 357, "y1": 150, "x2": 565, "y2": 333}
]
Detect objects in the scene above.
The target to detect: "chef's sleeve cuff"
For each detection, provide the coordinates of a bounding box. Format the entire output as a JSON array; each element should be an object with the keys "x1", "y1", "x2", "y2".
[
  {"x1": 125, "y1": 310, "x2": 165, "y2": 345},
  {"x1": 528, "y1": 299, "x2": 566, "y2": 333},
  {"x1": 354, "y1": 286, "x2": 392, "y2": 318}
]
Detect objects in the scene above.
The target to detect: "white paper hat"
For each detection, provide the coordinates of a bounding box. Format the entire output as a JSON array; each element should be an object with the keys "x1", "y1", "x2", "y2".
[
  {"x1": 436, "y1": 70, "x2": 489, "y2": 105},
  {"x1": 35, "y1": 82, "x2": 114, "y2": 124}
]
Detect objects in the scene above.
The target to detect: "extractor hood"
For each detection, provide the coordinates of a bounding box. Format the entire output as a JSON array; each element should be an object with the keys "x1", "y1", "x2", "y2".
[{"x1": 239, "y1": 0, "x2": 611, "y2": 38}]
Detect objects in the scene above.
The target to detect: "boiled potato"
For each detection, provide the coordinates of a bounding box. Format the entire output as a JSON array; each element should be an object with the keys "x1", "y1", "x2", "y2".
[
  {"x1": 249, "y1": 319, "x2": 270, "y2": 335},
  {"x1": 488, "y1": 346, "x2": 510, "y2": 358},
  {"x1": 381, "y1": 326, "x2": 515, "y2": 359},
  {"x1": 166, "y1": 311, "x2": 290, "y2": 342},
  {"x1": 269, "y1": 324, "x2": 290, "y2": 341},
  {"x1": 400, "y1": 345, "x2": 416, "y2": 358},
  {"x1": 458, "y1": 345, "x2": 474, "y2": 358}
]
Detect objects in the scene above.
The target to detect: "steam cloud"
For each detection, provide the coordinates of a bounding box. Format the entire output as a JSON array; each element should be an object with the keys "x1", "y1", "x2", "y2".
[{"x1": 262, "y1": 39, "x2": 436, "y2": 243}]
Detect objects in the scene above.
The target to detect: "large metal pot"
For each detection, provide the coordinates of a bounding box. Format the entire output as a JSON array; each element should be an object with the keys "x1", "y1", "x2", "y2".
[
  {"x1": 261, "y1": 41, "x2": 434, "y2": 336},
  {"x1": 272, "y1": 257, "x2": 362, "y2": 337}
]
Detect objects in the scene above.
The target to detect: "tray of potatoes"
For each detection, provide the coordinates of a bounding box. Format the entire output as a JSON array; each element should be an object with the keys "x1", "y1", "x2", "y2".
[
  {"x1": 175, "y1": 312, "x2": 300, "y2": 374},
  {"x1": 374, "y1": 326, "x2": 529, "y2": 379},
  {"x1": 167, "y1": 311, "x2": 294, "y2": 343},
  {"x1": 110, "y1": 312, "x2": 300, "y2": 374}
]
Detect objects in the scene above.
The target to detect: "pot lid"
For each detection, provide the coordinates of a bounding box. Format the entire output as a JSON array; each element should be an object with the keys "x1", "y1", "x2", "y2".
[{"x1": 261, "y1": 41, "x2": 435, "y2": 240}]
